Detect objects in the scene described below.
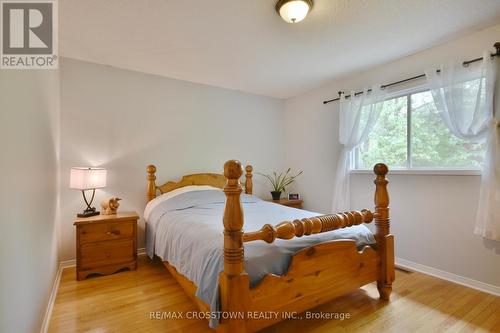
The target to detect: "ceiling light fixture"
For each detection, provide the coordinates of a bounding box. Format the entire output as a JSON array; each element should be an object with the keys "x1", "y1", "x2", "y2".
[{"x1": 276, "y1": 0, "x2": 313, "y2": 24}]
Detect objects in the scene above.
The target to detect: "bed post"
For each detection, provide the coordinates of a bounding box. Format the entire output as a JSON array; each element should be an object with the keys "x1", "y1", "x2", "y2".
[
  {"x1": 245, "y1": 165, "x2": 253, "y2": 195},
  {"x1": 373, "y1": 163, "x2": 394, "y2": 301},
  {"x1": 147, "y1": 165, "x2": 157, "y2": 202},
  {"x1": 219, "y1": 160, "x2": 249, "y2": 333}
]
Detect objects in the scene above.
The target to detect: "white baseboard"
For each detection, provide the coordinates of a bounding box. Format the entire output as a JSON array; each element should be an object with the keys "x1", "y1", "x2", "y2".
[
  {"x1": 40, "y1": 248, "x2": 147, "y2": 333},
  {"x1": 54, "y1": 247, "x2": 147, "y2": 270},
  {"x1": 40, "y1": 262, "x2": 64, "y2": 333},
  {"x1": 59, "y1": 258, "x2": 76, "y2": 268},
  {"x1": 396, "y1": 257, "x2": 500, "y2": 297}
]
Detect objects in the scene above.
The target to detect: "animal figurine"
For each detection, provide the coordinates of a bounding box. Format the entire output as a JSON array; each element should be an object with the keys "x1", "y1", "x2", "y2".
[{"x1": 101, "y1": 197, "x2": 122, "y2": 215}]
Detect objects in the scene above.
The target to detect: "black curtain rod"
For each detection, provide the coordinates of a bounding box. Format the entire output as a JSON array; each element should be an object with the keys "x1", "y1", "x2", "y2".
[{"x1": 323, "y1": 42, "x2": 500, "y2": 105}]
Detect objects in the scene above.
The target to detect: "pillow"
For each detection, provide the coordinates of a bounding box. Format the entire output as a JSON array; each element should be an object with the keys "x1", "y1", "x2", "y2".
[{"x1": 144, "y1": 185, "x2": 221, "y2": 221}]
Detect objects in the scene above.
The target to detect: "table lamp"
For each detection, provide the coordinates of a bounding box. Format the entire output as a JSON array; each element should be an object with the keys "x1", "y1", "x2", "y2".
[{"x1": 70, "y1": 167, "x2": 107, "y2": 218}]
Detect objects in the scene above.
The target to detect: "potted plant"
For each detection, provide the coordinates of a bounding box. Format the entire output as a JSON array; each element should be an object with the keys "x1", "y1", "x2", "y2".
[{"x1": 258, "y1": 168, "x2": 303, "y2": 200}]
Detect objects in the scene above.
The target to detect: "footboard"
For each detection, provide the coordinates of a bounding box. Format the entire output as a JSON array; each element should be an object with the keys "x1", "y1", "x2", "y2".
[
  {"x1": 248, "y1": 241, "x2": 380, "y2": 331},
  {"x1": 218, "y1": 161, "x2": 394, "y2": 333}
]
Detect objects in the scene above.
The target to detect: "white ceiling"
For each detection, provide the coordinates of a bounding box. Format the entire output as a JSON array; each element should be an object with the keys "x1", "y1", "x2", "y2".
[{"x1": 60, "y1": 0, "x2": 500, "y2": 99}]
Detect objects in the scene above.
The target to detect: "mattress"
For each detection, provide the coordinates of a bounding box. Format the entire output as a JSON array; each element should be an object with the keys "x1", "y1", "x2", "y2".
[{"x1": 145, "y1": 186, "x2": 375, "y2": 327}]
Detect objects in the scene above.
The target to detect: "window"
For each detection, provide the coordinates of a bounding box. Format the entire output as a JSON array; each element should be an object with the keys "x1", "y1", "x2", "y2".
[{"x1": 354, "y1": 90, "x2": 485, "y2": 170}]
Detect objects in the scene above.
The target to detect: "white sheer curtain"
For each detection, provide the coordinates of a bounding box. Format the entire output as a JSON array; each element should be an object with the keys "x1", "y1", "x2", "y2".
[
  {"x1": 425, "y1": 52, "x2": 499, "y2": 240},
  {"x1": 332, "y1": 86, "x2": 386, "y2": 213},
  {"x1": 476, "y1": 121, "x2": 500, "y2": 240}
]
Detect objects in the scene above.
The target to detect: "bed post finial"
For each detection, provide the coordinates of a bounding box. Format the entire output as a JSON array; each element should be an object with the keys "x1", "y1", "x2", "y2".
[
  {"x1": 373, "y1": 163, "x2": 394, "y2": 301},
  {"x1": 245, "y1": 165, "x2": 253, "y2": 195},
  {"x1": 220, "y1": 160, "x2": 249, "y2": 332},
  {"x1": 147, "y1": 165, "x2": 157, "y2": 202}
]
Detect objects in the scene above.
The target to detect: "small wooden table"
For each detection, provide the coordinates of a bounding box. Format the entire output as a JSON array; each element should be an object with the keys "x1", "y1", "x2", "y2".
[
  {"x1": 266, "y1": 198, "x2": 303, "y2": 209},
  {"x1": 74, "y1": 212, "x2": 139, "y2": 280}
]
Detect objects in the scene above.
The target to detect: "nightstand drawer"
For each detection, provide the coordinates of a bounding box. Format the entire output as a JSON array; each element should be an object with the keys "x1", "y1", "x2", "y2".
[
  {"x1": 79, "y1": 221, "x2": 134, "y2": 243},
  {"x1": 80, "y1": 239, "x2": 134, "y2": 269}
]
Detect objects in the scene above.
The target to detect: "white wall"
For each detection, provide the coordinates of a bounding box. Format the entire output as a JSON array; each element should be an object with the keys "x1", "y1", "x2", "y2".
[
  {"x1": 59, "y1": 58, "x2": 286, "y2": 260},
  {"x1": 284, "y1": 23, "x2": 500, "y2": 288},
  {"x1": 0, "y1": 70, "x2": 59, "y2": 333}
]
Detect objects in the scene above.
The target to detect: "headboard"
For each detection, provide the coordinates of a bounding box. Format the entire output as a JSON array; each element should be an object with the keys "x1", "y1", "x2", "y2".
[{"x1": 146, "y1": 163, "x2": 253, "y2": 202}]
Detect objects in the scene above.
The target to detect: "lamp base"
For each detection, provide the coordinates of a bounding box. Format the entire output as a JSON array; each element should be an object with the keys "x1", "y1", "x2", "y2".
[{"x1": 77, "y1": 208, "x2": 100, "y2": 218}]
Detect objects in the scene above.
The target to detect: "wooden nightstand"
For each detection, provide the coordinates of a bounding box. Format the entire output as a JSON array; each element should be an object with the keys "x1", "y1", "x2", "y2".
[
  {"x1": 74, "y1": 212, "x2": 139, "y2": 281},
  {"x1": 267, "y1": 198, "x2": 303, "y2": 209}
]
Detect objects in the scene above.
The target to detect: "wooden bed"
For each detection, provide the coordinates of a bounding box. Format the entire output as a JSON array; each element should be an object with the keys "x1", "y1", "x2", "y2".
[{"x1": 146, "y1": 160, "x2": 394, "y2": 333}]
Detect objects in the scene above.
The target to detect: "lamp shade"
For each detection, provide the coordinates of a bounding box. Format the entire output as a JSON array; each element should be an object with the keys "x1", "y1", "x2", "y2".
[{"x1": 70, "y1": 167, "x2": 107, "y2": 190}]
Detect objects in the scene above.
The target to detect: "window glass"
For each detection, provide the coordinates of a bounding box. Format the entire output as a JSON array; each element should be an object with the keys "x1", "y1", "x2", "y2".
[
  {"x1": 357, "y1": 96, "x2": 407, "y2": 169},
  {"x1": 354, "y1": 89, "x2": 485, "y2": 170},
  {"x1": 411, "y1": 91, "x2": 485, "y2": 168}
]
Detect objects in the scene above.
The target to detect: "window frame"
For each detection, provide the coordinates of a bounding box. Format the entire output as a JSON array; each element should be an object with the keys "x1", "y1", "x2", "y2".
[{"x1": 351, "y1": 84, "x2": 483, "y2": 175}]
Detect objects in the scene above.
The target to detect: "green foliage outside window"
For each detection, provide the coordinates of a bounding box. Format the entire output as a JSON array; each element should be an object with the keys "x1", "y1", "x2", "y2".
[{"x1": 356, "y1": 90, "x2": 485, "y2": 169}]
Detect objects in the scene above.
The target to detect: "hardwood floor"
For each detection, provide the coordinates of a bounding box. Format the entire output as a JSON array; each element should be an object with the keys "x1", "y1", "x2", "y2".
[{"x1": 49, "y1": 256, "x2": 500, "y2": 333}]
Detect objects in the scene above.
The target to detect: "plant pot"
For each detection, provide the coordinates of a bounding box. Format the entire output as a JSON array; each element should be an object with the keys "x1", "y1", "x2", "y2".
[{"x1": 271, "y1": 191, "x2": 282, "y2": 200}]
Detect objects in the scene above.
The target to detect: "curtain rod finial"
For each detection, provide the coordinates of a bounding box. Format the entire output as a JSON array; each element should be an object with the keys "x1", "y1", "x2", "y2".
[{"x1": 494, "y1": 42, "x2": 500, "y2": 56}]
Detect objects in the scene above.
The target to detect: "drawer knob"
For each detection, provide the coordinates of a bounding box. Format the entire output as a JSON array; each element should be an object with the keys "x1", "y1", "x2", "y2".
[{"x1": 105, "y1": 230, "x2": 120, "y2": 236}]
